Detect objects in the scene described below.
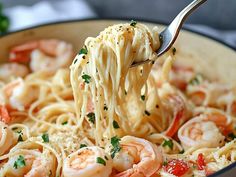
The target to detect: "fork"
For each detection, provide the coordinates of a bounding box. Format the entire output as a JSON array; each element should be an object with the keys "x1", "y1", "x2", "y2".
[{"x1": 132, "y1": 0, "x2": 208, "y2": 67}]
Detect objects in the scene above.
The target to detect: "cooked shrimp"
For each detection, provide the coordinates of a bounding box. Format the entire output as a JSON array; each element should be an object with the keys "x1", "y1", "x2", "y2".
[
  {"x1": 2, "y1": 78, "x2": 38, "y2": 111},
  {"x1": 193, "y1": 108, "x2": 234, "y2": 135},
  {"x1": 24, "y1": 149, "x2": 56, "y2": 177},
  {"x1": 63, "y1": 146, "x2": 112, "y2": 177},
  {"x1": 0, "y1": 149, "x2": 40, "y2": 177},
  {"x1": 0, "y1": 149, "x2": 56, "y2": 177},
  {"x1": 170, "y1": 64, "x2": 195, "y2": 91},
  {"x1": 187, "y1": 82, "x2": 230, "y2": 107},
  {"x1": 9, "y1": 39, "x2": 74, "y2": 73},
  {"x1": 178, "y1": 115, "x2": 226, "y2": 150},
  {"x1": 112, "y1": 136, "x2": 163, "y2": 177},
  {"x1": 0, "y1": 121, "x2": 14, "y2": 155},
  {"x1": 158, "y1": 83, "x2": 189, "y2": 137},
  {"x1": 0, "y1": 63, "x2": 29, "y2": 82}
]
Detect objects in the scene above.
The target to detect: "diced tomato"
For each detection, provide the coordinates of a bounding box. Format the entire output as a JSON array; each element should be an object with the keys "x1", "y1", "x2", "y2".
[
  {"x1": 9, "y1": 50, "x2": 32, "y2": 62},
  {"x1": 163, "y1": 159, "x2": 189, "y2": 177},
  {"x1": 197, "y1": 153, "x2": 206, "y2": 170}
]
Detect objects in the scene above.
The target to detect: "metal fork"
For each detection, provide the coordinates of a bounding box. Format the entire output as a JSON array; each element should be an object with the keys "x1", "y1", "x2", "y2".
[{"x1": 132, "y1": 0, "x2": 208, "y2": 67}]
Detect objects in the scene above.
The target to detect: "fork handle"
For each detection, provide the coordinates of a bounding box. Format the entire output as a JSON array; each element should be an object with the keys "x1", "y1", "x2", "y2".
[{"x1": 168, "y1": 0, "x2": 208, "y2": 41}]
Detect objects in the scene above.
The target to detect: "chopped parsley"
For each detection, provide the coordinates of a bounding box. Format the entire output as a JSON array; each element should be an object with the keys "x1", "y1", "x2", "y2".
[
  {"x1": 113, "y1": 120, "x2": 120, "y2": 129},
  {"x1": 79, "y1": 46, "x2": 88, "y2": 55},
  {"x1": 172, "y1": 47, "x2": 177, "y2": 55},
  {"x1": 144, "y1": 110, "x2": 151, "y2": 116},
  {"x1": 73, "y1": 58, "x2": 78, "y2": 64},
  {"x1": 228, "y1": 133, "x2": 236, "y2": 139},
  {"x1": 162, "y1": 139, "x2": 174, "y2": 150},
  {"x1": 80, "y1": 144, "x2": 87, "y2": 148},
  {"x1": 82, "y1": 74, "x2": 91, "y2": 84},
  {"x1": 104, "y1": 155, "x2": 109, "y2": 160},
  {"x1": 130, "y1": 20, "x2": 137, "y2": 27},
  {"x1": 16, "y1": 130, "x2": 23, "y2": 142},
  {"x1": 62, "y1": 121, "x2": 68, "y2": 125},
  {"x1": 96, "y1": 157, "x2": 106, "y2": 166},
  {"x1": 179, "y1": 149, "x2": 185, "y2": 154},
  {"x1": 18, "y1": 134, "x2": 23, "y2": 142},
  {"x1": 110, "y1": 136, "x2": 121, "y2": 159},
  {"x1": 42, "y1": 133, "x2": 49, "y2": 143},
  {"x1": 13, "y1": 155, "x2": 26, "y2": 169},
  {"x1": 87, "y1": 112, "x2": 95, "y2": 124},
  {"x1": 189, "y1": 74, "x2": 203, "y2": 86},
  {"x1": 104, "y1": 105, "x2": 108, "y2": 111},
  {"x1": 12, "y1": 127, "x2": 18, "y2": 131},
  {"x1": 141, "y1": 95, "x2": 145, "y2": 101},
  {"x1": 163, "y1": 161, "x2": 168, "y2": 166}
]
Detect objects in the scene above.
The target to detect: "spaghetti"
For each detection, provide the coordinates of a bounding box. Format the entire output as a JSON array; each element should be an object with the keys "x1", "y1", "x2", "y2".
[{"x1": 0, "y1": 22, "x2": 235, "y2": 177}]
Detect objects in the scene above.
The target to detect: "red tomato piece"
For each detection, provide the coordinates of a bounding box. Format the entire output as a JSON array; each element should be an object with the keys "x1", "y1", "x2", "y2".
[
  {"x1": 197, "y1": 153, "x2": 206, "y2": 170},
  {"x1": 163, "y1": 159, "x2": 189, "y2": 177}
]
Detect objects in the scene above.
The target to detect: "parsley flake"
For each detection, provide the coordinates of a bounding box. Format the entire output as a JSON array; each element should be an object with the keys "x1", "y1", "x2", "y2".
[
  {"x1": 141, "y1": 95, "x2": 145, "y2": 101},
  {"x1": 144, "y1": 110, "x2": 151, "y2": 116},
  {"x1": 189, "y1": 74, "x2": 203, "y2": 86},
  {"x1": 162, "y1": 139, "x2": 174, "y2": 150},
  {"x1": 130, "y1": 20, "x2": 137, "y2": 27},
  {"x1": 80, "y1": 144, "x2": 87, "y2": 148},
  {"x1": 104, "y1": 105, "x2": 108, "y2": 111},
  {"x1": 42, "y1": 133, "x2": 49, "y2": 143},
  {"x1": 113, "y1": 120, "x2": 120, "y2": 129},
  {"x1": 82, "y1": 74, "x2": 91, "y2": 84},
  {"x1": 87, "y1": 112, "x2": 95, "y2": 124},
  {"x1": 18, "y1": 134, "x2": 23, "y2": 142},
  {"x1": 79, "y1": 46, "x2": 88, "y2": 55},
  {"x1": 73, "y1": 58, "x2": 78, "y2": 64},
  {"x1": 228, "y1": 133, "x2": 236, "y2": 139},
  {"x1": 172, "y1": 47, "x2": 177, "y2": 55},
  {"x1": 13, "y1": 155, "x2": 26, "y2": 169},
  {"x1": 110, "y1": 136, "x2": 121, "y2": 159},
  {"x1": 96, "y1": 157, "x2": 106, "y2": 166},
  {"x1": 163, "y1": 161, "x2": 168, "y2": 166},
  {"x1": 62, "y1": 121, "x2": 68, "y2": 125}
]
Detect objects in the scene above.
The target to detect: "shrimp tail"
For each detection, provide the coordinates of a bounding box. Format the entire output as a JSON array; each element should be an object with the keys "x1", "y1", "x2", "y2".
[
  {"x1": 0, "y1": 105, "x2": 11, "y2": 124},
  {"x1": 9, "y1": 41, "x2": 39, "y2": 62},
  {"x1": 163, "y1": 96, "x2": 187, "y2": 137}
]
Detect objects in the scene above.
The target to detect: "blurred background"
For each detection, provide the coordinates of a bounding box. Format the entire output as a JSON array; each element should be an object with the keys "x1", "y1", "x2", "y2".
[{"x1": 1, "y1": 0, "x2": 236, "y2": 47}]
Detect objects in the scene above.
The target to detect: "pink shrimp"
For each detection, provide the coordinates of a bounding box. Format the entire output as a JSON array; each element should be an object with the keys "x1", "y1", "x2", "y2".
[
  {"x1": 112, "y1": 136, "x2": 163, "y2": 177},
  {"x1": 63, "y1": 146, "x2": 112, "y2": 177},
  {"x1": 178, "y1": 110, "x2": 233, "y2": 150},
  {"x1": 2, "y1": 78, "x2": 38, "y2": 112},
  {"x1": 0, "y1": 121, "x2": 14, "y2": 155},
  {"x1": 9, "y1": 39, "x2": 74, "y2": 73},
  {"x1": 163, "y1": 95, "x2": 187, "y2": 137},
  {"x1": 0, "y1": 149, "x2": 56, "y2": 177}
]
